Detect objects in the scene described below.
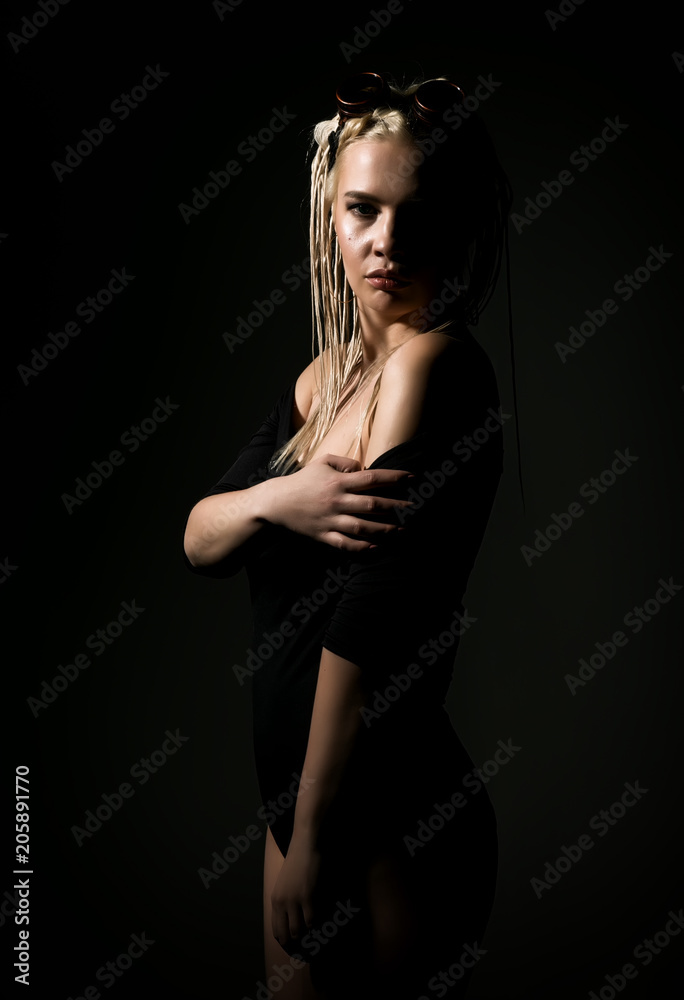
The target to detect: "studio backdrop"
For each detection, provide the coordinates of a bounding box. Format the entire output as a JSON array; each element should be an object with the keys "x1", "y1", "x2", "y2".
[{"x1": 3, "y1": 1, "x2": 683, "y2": 997}]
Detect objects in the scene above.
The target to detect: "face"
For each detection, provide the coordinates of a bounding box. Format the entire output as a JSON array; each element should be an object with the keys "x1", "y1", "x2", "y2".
[{"x1": 331, "y1": 137, "x2": 455, "y2": 329}]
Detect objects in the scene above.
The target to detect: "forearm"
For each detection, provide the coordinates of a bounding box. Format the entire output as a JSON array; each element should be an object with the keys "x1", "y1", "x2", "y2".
[
  {"x1": 183, "y1": 477, "x2": 280, "y2": 569},
  {"x1": 292, "y1": 647, "x2": 368, "y2": 846}
]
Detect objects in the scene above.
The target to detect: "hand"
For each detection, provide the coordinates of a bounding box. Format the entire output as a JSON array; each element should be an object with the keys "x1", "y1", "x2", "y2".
[
  {"x1": 271, "y1": 833, "x2": 323, "y2": 960},
  {"x1": 261, "y1": 453, "x2": 415, "y2": 552}
]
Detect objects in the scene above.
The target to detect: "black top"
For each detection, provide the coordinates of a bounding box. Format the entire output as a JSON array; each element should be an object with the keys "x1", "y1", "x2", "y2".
[{"x1": 187, "y1": 334, "x2": 504, "y2": 858}]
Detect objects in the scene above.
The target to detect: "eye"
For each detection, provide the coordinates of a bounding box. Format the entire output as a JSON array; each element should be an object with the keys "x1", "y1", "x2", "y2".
[{"x1": 347, "y1": 203, "x2": 377, "y2": 218}]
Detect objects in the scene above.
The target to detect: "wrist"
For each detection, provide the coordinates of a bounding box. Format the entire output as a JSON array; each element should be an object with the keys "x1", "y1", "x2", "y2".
[
  {"x1": 290, "y1": 818, "x2": 323, "y2": 852},
  {"x1": 250, "y1": 476, "x2": 284, "y2": 525}
]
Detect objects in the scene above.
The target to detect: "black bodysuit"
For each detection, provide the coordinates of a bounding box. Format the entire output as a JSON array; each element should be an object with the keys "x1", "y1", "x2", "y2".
[{"x1": 186, "y1": 333, "x2": 503, "y2": 987}]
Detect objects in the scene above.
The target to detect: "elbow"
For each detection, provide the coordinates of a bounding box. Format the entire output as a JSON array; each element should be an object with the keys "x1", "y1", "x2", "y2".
[
  {"x1": 183, "y1": 513, "x2": 218, "y2": 572},
  {"x1": 183, "y1": 521, "x2": 243, "y2": 580},
  {"x1": 183, "y1": 543, "x2": 202, "y2": 570},
  {"x1": 184, "y1": 499, "x2": 225, "y2": 568},
  {"x1": 183, "y1": 536, "x2": 208, "y2": 573},
  {"x1": 183, "y1": 513, "x2": 206, "y2": 568},
  {"x1": 183, "y1": 497, "x2": 251, "y2": 579},
  {"x1": 182, "y1": 539, "x2": 242, "y2": 579}
]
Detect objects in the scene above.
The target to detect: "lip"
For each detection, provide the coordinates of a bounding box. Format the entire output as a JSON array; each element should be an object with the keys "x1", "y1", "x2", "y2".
[{"x1": 365, "y1": 269, "x2": 411, "y2": 290}]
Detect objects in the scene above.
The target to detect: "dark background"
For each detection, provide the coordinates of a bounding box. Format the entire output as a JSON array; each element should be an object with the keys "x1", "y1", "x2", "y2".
[{"x1": 3, "y1": 0, "x2": 683, "y2": 996}]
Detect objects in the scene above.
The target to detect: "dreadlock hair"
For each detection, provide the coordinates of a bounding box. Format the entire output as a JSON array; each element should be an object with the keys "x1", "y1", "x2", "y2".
[{"x1": 269, "y1": 74, "x2": 513, "y2": 477}]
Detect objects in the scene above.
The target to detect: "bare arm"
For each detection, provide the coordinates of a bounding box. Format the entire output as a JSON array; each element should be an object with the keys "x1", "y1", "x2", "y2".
[
  {"x1": 186, "y1": 334, "x2": 458, "y2": 573},
  {"x1": 184, "y1": 454, "x2": 416, "y2": 573},
  {"x1": 184, "y1": 357, "x2": 419, "y2": 572},
  {"x1": 291, "y1": 647, "x2": 366, "y2": 845},
  {"x1": 287, "y1": 334, "x2": 460, "y2": 835},
  {"x1": 183, "y1": 477, "x2": 281, "y2": 572},
  {"x1": 362, "y1": 329, "x2": 460, "y2": 467},
  {"x1": 270, "y1": 645, "x2": 368, "y2": 947}
]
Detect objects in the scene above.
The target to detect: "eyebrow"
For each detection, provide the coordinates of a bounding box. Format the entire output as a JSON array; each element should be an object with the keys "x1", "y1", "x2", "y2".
[
  {"x1": 342, "y1": 190, "x2": 423, "y2": 203},
  {"x1": 343, "y1": 191, "x2": 380, "y2": 201}
]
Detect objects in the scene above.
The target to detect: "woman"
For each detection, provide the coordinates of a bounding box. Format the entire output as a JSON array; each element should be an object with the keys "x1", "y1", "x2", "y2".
[{"x1": 184, "y1": 71, "x2": 513, "y2": 999}]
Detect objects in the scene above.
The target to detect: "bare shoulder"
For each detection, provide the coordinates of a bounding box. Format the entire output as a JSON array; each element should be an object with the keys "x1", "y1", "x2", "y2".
[
  {"x1": 382, "y1": 330, "x2": 468, "y2": 389},
  {"x1": 293, "y1": 348, "x2": 330, "y2": 430},
  {"x1": 362, "y1": 334, "x2": 470, "y2": 466},
  {"x1": 293, "y1": 360, "x2": 315, "y2": 431}
]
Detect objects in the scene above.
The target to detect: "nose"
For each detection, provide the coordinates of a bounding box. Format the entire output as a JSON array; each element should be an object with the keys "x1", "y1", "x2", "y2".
[{"x1": 373, "y1": 210, "x2": 405, "y2": 262}]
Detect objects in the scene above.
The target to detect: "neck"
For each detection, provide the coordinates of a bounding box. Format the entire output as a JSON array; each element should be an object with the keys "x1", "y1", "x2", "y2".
[{"x1": 356, "y1": 310, "x2": 419, "y2": 368}]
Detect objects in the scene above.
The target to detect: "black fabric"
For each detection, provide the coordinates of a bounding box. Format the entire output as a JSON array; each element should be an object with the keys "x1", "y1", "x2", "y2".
[{"x1": 189, "y1": 335, "x2": 504, "y2": 861}]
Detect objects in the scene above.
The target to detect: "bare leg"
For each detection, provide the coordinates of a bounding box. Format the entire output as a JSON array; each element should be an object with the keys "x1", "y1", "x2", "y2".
[{"x1": 262, "y1": 793, "x2": 497, "y2": 999}]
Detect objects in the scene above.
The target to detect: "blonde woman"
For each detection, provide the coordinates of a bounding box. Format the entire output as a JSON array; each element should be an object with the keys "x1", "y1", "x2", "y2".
[{"x1": 184, "y1": 71, "x2": 513, "y2": 999}]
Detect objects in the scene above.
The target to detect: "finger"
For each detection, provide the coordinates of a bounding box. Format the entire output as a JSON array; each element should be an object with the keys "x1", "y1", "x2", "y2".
[
  {"x1": 322, "y1": 525, "x2": 406, "y2": 552},
  {"x1": 336, "y1": 515, "x2": 407, "y2": 537},
  {"x1": 286, "y1": 905, "x2": 306, "y2": 943},
  {"x1": 341, "y1": 494, "x2": 416, "y2": 513},
  {"x1": 323, "y1": 532, "x2": 380, "y2": 552},
  {"x1": 272, "y1": 903, "x2": 288, "y2": 950},
  {"x1": 344, "y1": 468, "x2": 415, "y2": 490},
  {"x1": 317, "y1": 454, "x2": 362, "y2": 473}
]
